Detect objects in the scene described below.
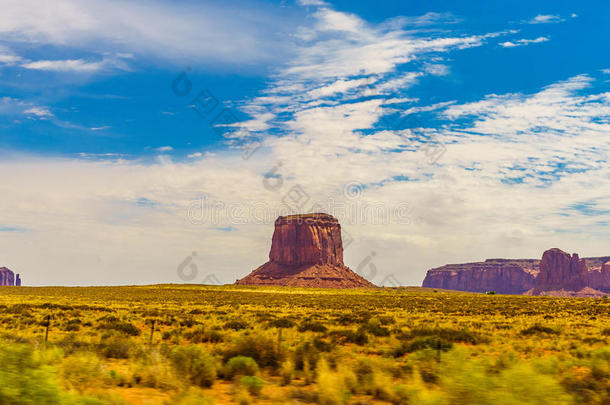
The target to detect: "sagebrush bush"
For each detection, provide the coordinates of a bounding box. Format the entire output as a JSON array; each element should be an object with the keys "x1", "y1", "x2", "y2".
[
  {"x1": 240, "y1": 375, "x2": 264, "y2": 396},
  {"x1": 224, "y1": 333, "x2": 283, "y2": 368},
  {"x1": 171, "y1": 345, "x2": 217, "y2": 388},
  {"x1": 224, "y1": 356, "x2": 259, "y2": 379},
  {"x1": 98, "y1": 334, "x2": 132, "y2": 359}
]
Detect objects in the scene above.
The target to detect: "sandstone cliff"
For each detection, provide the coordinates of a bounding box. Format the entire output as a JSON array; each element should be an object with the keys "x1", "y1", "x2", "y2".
[
  {"x1": 588, "y1": 262, "x2": 610, "y2": 293},
  {"x1": 533, "y1": 248, "x2": 588, "y2": 294},
  {"x1": 0, "y1": 267, "x2": 19, "y2": 286},
  {"x1": 422, "y1": 259, "x2": 538, "y2": 294},
  {"x1": 423, "y1": 249, "x2": 610, "y2": 296},
  {"x1": 236, "y1": 213, "x2": 375, "y2": 288}
]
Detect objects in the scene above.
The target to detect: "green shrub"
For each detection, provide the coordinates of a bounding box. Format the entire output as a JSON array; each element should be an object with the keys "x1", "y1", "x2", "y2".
[
  {"x1": 0, "y1": 343, "x2": 63, "y2": 404},
  {"x1": 170, "y1": 345, "x2": 217, "y2": 388},
  {"x1": 240, "y1": 375, "x2": 264, "y2": 396},
  {"x1": 224, "y1": 356, "x2": 259, "y2": 379},
  {"x1": 98, "y1": 334, "x2": 132, "y2": 359},
  {"x1": 224, "y1": 334, "x2": 283, "y2": 368}
]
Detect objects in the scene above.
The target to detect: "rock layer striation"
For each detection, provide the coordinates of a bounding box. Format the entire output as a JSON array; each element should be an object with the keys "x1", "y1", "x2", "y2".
[
  {"x1": 422, "y1": 259, "x2": 538, "y2": 294},
  {"x1": 423, "y1": 248, "x2": 610, "y2": 296}
]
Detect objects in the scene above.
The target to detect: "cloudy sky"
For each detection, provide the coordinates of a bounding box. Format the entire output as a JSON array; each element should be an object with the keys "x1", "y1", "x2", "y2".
[{"x1": 1, "y1": 0, "x2": 609, "y2": 286}]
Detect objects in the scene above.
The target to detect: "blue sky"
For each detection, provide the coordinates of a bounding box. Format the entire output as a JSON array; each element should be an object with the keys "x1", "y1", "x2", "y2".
[{"x1": 0, "y1": 0, "x2": 609, "y2": 286}]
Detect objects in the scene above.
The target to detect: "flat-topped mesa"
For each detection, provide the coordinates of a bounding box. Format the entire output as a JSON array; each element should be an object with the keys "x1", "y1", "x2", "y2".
[
  {"x1": 236, "y1": 213, "x2": 375, "y2": 288},
  {"x1": 422, "y1": 260, "x2": 538, "y2": 294},
  {"x1": 533, "y1": 248, "x2": 588, "y2": 294},
  {"x1": 270, "y1": 213, "x2": 343, "y2": 267}
]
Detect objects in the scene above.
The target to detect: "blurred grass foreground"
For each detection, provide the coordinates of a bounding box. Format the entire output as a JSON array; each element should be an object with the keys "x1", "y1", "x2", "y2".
[{"x1": 0, "y1": 285, "x2": 608, "y2": 404}]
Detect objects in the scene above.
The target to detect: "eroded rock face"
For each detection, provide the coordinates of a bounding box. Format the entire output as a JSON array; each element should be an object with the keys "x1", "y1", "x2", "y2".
[
  {"x1": 236, "y1": 213, "x2": 375, "y2": 288},
  {"x1": 588, "y1": 262, "x2": 610, "y2": 293},
  {"x1": 422, "y1": 259, "x2": 538, "y2": 294},
  {"x1": 269, "y1": 214, "x2": 343, "y2": 266},
  {"x1": 0, "y1": 267, "x2": 15, "y2": 286},
  {"x1": 422, "y1": 249, "x2": 610, "y2": 296},
  {"x1": 534, "y1": 248, "x2": 588, "y2": 294}
]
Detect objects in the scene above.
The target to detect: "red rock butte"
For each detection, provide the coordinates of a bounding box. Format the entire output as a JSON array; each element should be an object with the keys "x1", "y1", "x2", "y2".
[{"x1": 236, "y1": 213, "x2": 375, "y2": 288}]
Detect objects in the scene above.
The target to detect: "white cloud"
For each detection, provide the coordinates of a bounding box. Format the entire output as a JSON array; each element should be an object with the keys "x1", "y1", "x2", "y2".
[
  {"x1": 187, "y1": 152, "x2": 203, "y2": 159},
  {"x1": 0, "y1": 97, "x2": 53, "y2": 119},
  {"x1": 23, "y1": 106, "x2": 53, "y2": 118},
  {"x1": 21, "y1": 59, "x2": 103, "y2": 72},
  {"x1": 526, "y1": 14, "x2": 565, "y2": 24},
  {"x1": 155, "y1": 146, "x2": 173, "y2": 152},
  {"x1": 0, "y1": 46, "x2": 22, "y2": 65},
  {"x1": 0, "y1": 0, "x2": 300, "y2": 66},
  {"x1": 499, "y1": 36, "x2": 549, "y2": 48}
]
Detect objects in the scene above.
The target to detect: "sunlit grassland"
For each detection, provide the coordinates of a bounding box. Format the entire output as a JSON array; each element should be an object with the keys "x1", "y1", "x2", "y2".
[{"x1": 0, "y1": 285, "x2": 608, "y2": 404}]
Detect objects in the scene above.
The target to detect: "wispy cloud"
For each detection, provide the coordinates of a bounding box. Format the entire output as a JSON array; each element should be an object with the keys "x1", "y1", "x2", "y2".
[
  {"x1": 20, "y1": 54, "x2": 132, "y2": 73},
  {"x1": 0, "y1": 0, "x2": 300, "y2": 67},
  {"x1": 23, "y1": 106, "x2": 54, "y2": 118},
  {"x1": 525, "y1": 14, "x2": 565, "y2": 24},
  {"x1": 0, "y1": 97, "x2": 53, "y2": 119},
  {"x1": 499, "y1": 36, "x2": 549, "y2": 48},
  {"x1": 155, "y1": 146, "x2": 174, "y2": 152},
  {"x1": 21, "y1": 59, "x2": 103, "y2": 72}
]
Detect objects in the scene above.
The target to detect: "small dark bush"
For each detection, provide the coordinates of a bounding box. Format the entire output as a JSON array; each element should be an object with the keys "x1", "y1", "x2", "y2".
[
  {"x1": 224, "y1": 320, "x2": 249, "y2": 331},
  {"x1": 298, "y1": 321, "x2": 327, "y2": 333},
  {"x1": 400, "y1": 327, "x2": 487, "y2": 344},
  {"x1": 184, "y1": 326, "x2": 223, "y2": 343},
  {"x1": 520, "y1": 325, "x2": 559, "y2": 336},
  {"x1": 392, "y1": 337, "x2": 453, "y2": 357},
  {"x1": 99, "y1": 335, "x2": 132, "y2": 359},
  {"x1": 268, "y1": 318, "x2": 296, "y2": 328},
  {"x1": 98, "y1": 321, "x2": 140, "y2": 336},
  {"x1": 328, "y1": 329, "x2": 369, "y2": 345}
]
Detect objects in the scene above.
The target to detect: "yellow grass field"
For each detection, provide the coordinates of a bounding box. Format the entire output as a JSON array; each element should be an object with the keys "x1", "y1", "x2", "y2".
[{"x1": 0, "y1": 285, "x2": 608, "y2": 404}]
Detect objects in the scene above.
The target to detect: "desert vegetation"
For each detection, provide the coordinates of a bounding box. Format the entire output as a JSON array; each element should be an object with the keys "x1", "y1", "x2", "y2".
[{"x1": 0, "y1": 285, "x2": 608, "y2": 404}]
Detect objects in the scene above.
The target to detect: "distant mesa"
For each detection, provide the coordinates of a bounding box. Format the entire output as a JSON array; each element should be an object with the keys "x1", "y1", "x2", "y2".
[
  {"x1": 0, "y1": 267, "x2": 21, "y2": 287},
  {"x1": 236, "y1": 213, "x2": 375, "y2": 288},
  {"x1": 422, "y1": 248, "x2": 610, "y2": 297}
]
